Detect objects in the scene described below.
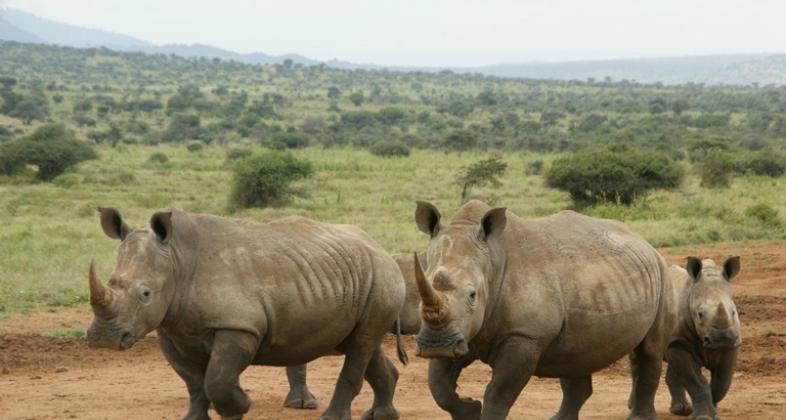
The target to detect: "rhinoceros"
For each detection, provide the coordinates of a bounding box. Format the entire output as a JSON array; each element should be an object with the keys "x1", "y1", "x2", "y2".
[
  {"x1": 283, "y1": 252, "x2": 425, "y2": 410},
  {"x1": 86, "y1": 207, "x2": 406, "y2": 420},
  {"x1": 412, "y1": 200, "x2": 677, "y2": 420},
  {"x1": 663, "y1": 257, "x2": 741, "y2": 420}
]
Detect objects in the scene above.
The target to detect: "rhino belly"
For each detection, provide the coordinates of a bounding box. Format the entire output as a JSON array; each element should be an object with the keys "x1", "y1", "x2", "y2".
[{"x1": 534, "y1": 308, "x2": 656, "y2": 377}]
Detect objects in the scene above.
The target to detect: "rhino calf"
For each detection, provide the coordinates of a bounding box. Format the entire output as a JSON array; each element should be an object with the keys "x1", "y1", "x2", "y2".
[
  {"x1": 283, "y1": 252, "x2": 424, "y2": 410},
  {"x1": 86, "y1": 207, "x2": 406, "y2": 420},
  {"x1": 664, "y1": 257, "x2": 741, "y2": 420}
]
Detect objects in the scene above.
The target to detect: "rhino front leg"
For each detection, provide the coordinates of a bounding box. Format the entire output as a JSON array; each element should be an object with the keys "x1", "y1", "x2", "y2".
[
  {"x1": 710, "y1": 350, "x2": 737, "y2": 406},
  {"x1": 666, "y1": 363, "x2": 693, "y2": 416},
  {"x1": 551, "y1": 376, "x2": 593, "y2": 420},
  {"x1": 204, "y1": 330, "x2": 260, "y2": 420},
  {"x1": 158, "y1": 333, "x2": 211, "y2": 420},
  {"x1": 665, "y1": 347, "x2": 716, "y2": 420},
  {"x1": 481, "y1": 337, "x2": 540, "y2": 420},
  {"x1": 284, "y1": 364, "x2": 318, "y2": 409},
  {"x1": 428, "y1": 355, "x2": 480, "y2": 420}
]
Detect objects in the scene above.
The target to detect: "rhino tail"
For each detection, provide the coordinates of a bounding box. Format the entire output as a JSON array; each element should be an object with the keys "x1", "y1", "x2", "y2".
[{"x1": 395, "y1": 318, "x2": 408, "y2": 366}]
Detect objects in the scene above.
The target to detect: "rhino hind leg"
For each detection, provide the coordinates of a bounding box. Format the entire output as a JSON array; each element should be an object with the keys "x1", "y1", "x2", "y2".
[
  {"x1": 284, "y1": 365, "x2": 318, "y2": 409},
  {"x1": 360, "y1": 346, "x2": 400, "y2": 420},
  {"x1": 627, "y1": 344, "x2": 662, "y2": 420},
  {"x1": 204, "y1": 330, "x2": 260, "y2": 420},
  {"x1": 550, "y1": 376, "x2": 593, "y2": 420}
]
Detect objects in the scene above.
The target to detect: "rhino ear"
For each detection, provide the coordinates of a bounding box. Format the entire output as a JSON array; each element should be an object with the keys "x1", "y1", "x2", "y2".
[
  {"x1": 415, "y1": 201, "x2": 441, "y2": 238},
  {"x1": 150, "y1": 211, "x2": 173, "y2": 243},
  {"x1": 97, "y1": 207, "x2": 132, "y2": 240},
  {"x1": 686, "y1": 256, "x2": 702, "y2": 282},
  {"x1": 480, "y1": 208, "x2": 507, "y2": 241},
  {"x1": 723, "y1": 256, "x2": 741, "y2": 281}
]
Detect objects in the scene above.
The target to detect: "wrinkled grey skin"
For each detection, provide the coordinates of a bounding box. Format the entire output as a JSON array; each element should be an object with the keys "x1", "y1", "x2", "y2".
[
  {"x1": 662, "y1": 257, "x2": 741, "y2": 420},
  {"x1": 283, "y1": 252, "x2": 424, "y2": 410},
  {"x1": 412, "y1": 200, "x2": 677, "y2": 420},
  {"x1": 86, "y1": 207, "x2": 406, "y2": 420}
]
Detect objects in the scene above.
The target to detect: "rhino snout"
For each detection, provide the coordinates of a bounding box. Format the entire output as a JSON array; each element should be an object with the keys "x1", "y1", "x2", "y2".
[
  {"x1": 415, "y1": 327, "x2": 469, "y2": 358},
  {"x1": 703, "y1": 328, "x2": 741, "y2": 349},
  {"x1": 86, "y1": 318, "x2": 136, "y2": 350}
]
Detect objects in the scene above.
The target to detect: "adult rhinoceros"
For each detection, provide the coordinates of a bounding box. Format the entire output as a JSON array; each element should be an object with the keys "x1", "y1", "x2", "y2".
[
  {"x1": 413, "y1": 200, "x2": 676, "y2": 420},
  {"x1": 86, "y1": 207, "x2": 406, "y2": 420},
  {"x1": 283, "y1": 252, "x2": 425, "y2": 410}
]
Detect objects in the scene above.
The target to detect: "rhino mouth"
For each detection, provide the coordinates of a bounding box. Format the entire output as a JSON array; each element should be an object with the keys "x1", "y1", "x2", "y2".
[{"x1": 415, "y1": 328, "x2": 469, "y2": 358}]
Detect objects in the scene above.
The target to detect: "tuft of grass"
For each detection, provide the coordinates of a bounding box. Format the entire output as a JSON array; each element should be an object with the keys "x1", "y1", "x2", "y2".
[{"x1": 42, "y1": 328, "x2": 86, "y2": 339}]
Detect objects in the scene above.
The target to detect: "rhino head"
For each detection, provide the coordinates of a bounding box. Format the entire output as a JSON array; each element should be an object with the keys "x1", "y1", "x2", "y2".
[
  {"x1": 685, "y1": 256, "x2": 742, "y2": 350},
  {"x1": 412, "y1": 201, "x2": 506, "y2": 358},
  {"x1": 86, "y1": 207, "x2": 179, "y2": 350}
]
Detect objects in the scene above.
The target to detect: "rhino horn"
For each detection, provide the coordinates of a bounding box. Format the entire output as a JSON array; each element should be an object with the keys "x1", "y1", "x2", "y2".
[
  {"x1": 713, "y1": 302, "x2": 731, "y2": 329},
  {"x1": 414, "y1": 253, "x2": 447, "y2": 325},
  {"x1": 89, "y1": 259, "x2": 111, "y2": 307}
]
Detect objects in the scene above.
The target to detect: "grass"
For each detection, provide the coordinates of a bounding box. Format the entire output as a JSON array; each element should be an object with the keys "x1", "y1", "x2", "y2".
[
  {"x1": 42, "y1": 328, "x2": 86, "y2": 339},
  {"x1": 1, "y1": 144, "x2": 785, "y2": 315}
]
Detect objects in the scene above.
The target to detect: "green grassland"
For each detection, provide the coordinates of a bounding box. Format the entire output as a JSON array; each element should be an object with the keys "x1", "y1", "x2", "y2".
[{"x1": 1, "y1": 144, "x2": 783, "y2": 316}]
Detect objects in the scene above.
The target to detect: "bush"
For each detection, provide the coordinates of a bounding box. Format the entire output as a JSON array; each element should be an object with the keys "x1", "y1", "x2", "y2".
[
  {"x1": 186, "y1": 142, "x2": 203, "y2": 152},
  {"x1": 229, "y1": 151, "x2": 314, "y2": 208},
  {"x1": 225, "y1": 148, "x2": 253, "y2": 161},
  {"x1": 524, "y1": 160, "x2": 544, "y2": 175},
  {"x1": 272, "y1": 131, "x2": 310, "y2": 149},
  {"x1": 698, "y1": 150, "x2": 734, "y2": 188},
  {"x1": 0, "y1": 124, "x2": 97, "y2": 181},
  {"x1": 744, "y1": 204, "x2": 781, "y2": 227},
  {"x1": 736, "y1": 151, "x2": 786, "y2": 177},
  {"x1": 370, "y1": 140, "x2": 410, "y2": 157},
  {"x1": 148, "y1": 152, "x2": 169, "y2": 164},
  {"x1": 546, "y1": 147, "x2": 683, "y2": 205}
]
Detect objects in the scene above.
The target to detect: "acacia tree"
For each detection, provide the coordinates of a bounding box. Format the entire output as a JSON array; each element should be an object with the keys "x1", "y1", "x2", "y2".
[{"x1": 456, "y1": 156, "x2": 508, "y2": 202}]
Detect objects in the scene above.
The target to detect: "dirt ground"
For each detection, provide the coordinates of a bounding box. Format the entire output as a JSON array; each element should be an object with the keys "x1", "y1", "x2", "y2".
[{"x1": 1, "y1": 242, "x2": 785, "y2": 419}]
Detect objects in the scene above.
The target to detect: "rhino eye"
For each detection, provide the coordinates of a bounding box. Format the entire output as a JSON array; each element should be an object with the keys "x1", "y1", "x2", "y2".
[
  {"x1": 697, "y1": 311, "x2": 703, "y2": 320},
  {"x1": 469, "y1": 290, "x2": 477, "y2": 301},
  {"x1": 139, "y1": 287, "x2": 152, "y2": 304}
]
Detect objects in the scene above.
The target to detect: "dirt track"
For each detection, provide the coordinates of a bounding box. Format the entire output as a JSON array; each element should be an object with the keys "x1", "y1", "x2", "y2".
[{"x1": 1, "y1": 243, "x2": 785, "y2": 419}]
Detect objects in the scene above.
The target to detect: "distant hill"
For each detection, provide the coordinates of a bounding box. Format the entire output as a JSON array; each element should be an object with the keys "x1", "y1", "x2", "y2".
[{"x1": 3, "y1": 7, "x2": 786, "y2": 85}]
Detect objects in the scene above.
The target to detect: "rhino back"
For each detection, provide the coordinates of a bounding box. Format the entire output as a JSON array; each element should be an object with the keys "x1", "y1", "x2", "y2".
[
  {"x1": 172, "y1": 214, "x2": 403, "y2": 364},
  {"x1": 492, "y1": 210, "x2": 667, "y2": 375}
]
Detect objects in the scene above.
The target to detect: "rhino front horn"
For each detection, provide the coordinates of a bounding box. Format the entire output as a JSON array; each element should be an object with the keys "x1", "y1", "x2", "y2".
[
  {"x1": 414, "y1": 253, "x2": 447, "y2": 325},
  {"x1": 89, "y1": 259, "x2": 110, "y2": 307}
]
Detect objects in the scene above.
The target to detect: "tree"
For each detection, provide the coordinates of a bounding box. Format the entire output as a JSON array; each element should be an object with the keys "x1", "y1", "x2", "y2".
[
  {"x1": 443, "y1": 130, "x2": 477, "y2": 152},
  {"x1": 327, "y1": 86, "x2": 341, "y2": 99},
  {"x1": 349, "y1": 91, "x2": 364, "y2": 107},
  {"x1": 0, "y1": 124, "x2": 97, "y2": 181},
  {"x1": 698, "y1": 150, "x2": 734, "y2": 188},
  {"x1": 456, "y1": 157, "x2": 508, "y2": 201},
  {"x1": 671, "y1": 99, "x2": 689, "y2": 115},
  {"x1": 370, "y1": 140, "x2": 410, "y2": 157}
]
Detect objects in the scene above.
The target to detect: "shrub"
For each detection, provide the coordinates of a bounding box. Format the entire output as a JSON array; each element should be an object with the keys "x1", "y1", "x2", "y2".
[
  {"x1": 370, "y1": 140, "x2": 410, "y2": 158},
  {"x1": 698, "y1": 150, "x2": 734, "y2": 188},
  {"x1": 524, "y1": 160, "x2": 544, "y2": 175},
  {"x1": 272, "y1": 131, "x2": 310, "y2": 149},
  {"x1": 457, "y1": 156, "x2": 508, "y2": 201},
  {"x1": 546, "y1": 147, "x2": 683, "y2": 205},
  {"x1": 0, "y1": 124, "x2": 97, "y2": 181},
  {"x1": 225, "y1": 148, "x2": 253, "y2": 161},
  {"x1": 229, "y1": 151, "x2": 314, "y2": 208},
  {"x1": 186, "y1": 142, "x2": 204, "y2": 152},
  {"x1": 148, "y1": 152, "x2": 169, "y2": 164},
  {"x1": 736, "y1": 151, "x2": 786, "y2": 177},
  {"x1": 744, "y1": 204, "x2": 781, "y2": 227}
]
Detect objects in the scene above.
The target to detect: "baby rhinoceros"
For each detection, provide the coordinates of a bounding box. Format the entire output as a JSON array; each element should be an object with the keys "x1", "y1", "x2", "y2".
[
  {"x1": 86, "y1": 207, "x2": 406, "y2": 420},
  {"x1": 664, "y1": 257, "x2": 742, "y2": 420}
]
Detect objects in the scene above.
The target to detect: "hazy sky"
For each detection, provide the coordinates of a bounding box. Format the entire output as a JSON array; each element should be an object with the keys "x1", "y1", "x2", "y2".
[{"x1": 3, "y1": 0, "x2": 785, "y2": 66}]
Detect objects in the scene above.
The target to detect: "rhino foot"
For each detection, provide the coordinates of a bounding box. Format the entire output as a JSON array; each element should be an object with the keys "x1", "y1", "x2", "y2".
[
  {"x1": 627, "y1": 414, "x2": 657, "y2": 420},
  {"x1": 689, "y1": 414, "x2": 718, "y2": 420},
  {"x1": 318, "y1": 412, "x2": 351, "y2": 420},
  {"x1": 360, "y1": 406, "x2": 399, "y2": 420},
  {"x1": 670, "y1": 400, "x2": 693, "y2": 416},
  {"x1": 284, "y1": 389, "x2": 318, "y2": 410},
  {"x1": 450, "y1": 397, "x2": 481, "y2": 420}
]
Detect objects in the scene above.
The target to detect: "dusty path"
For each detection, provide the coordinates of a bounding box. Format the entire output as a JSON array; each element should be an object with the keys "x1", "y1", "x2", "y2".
[{"x1": 1, "y1": 242, "x2": 785, "y2": 419}]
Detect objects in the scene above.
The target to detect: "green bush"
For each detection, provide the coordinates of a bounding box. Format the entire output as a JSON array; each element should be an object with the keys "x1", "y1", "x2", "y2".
[
  {"x1": 744, "y1": 204, "x2": 781, "y2": 227},
  {"x1": 0, "y1": 124, "x2": 97, "y2": 181},
  {"x1": 148, "y1": 152, "x2": 169, "y2": 164},
  {"x1": 698, "y1": 150, "x2": 734, "y2": 188},
  {"x1": 736, "y1": 151, "x2": 786, "y2": 177},
  {"x1": 225, "y1": 148, "x2": 252, "y2": 161},
  {"x1": 186, "y1": 142, "x2": 203, "y2": 152},
  {"x1": 546, "y1": 147, "x2": 683, "y2": 205},
  {"x1": 272, "y1": 131, "x2": 310, "y2": 149},
  {"x1": 524, "y1": 160, "x2": 544, "y2": 175},
  {"x1": 229, "y1": 151, "x2": 314, "y2": 208},
  {"x1": 370, "y1": 140, "x2": 410, "y2": 157}
]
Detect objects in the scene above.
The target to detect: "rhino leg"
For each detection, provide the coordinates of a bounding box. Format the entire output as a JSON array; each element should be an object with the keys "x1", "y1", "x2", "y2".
[
  {"x1": 666, "y1": 362, "x2": 693, "y2": 416},
  {"x1": 627, "y1": 344, "x2": 662, "y2": 420},
  {"x1": 284, "y1": 364, "x2": 318, "y2": 409},
  {"x1": 665, "y1": 347, "x2": 717, "y2": 420},
  {"x1": 360, "y1": 346, "x2": 400, "y2": 420},
  {"x1": 550, "y1": 376, "x2": 593, "y2": 420},
  {"x1": 481, "y1": 337, "x2": 540, "y2": 420},
  {"x1": 159, "y1": 333, "x2": 212, "y2": 420},
  {"x1": 427, "y1": 355, "x2": 480, "y2": 420},
  {"x1": 204, "y1": 330, "x2": 259, "y2": 420},
  {"x1": 710, "y1": 350, "x2": 737, "y2": 406}
]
